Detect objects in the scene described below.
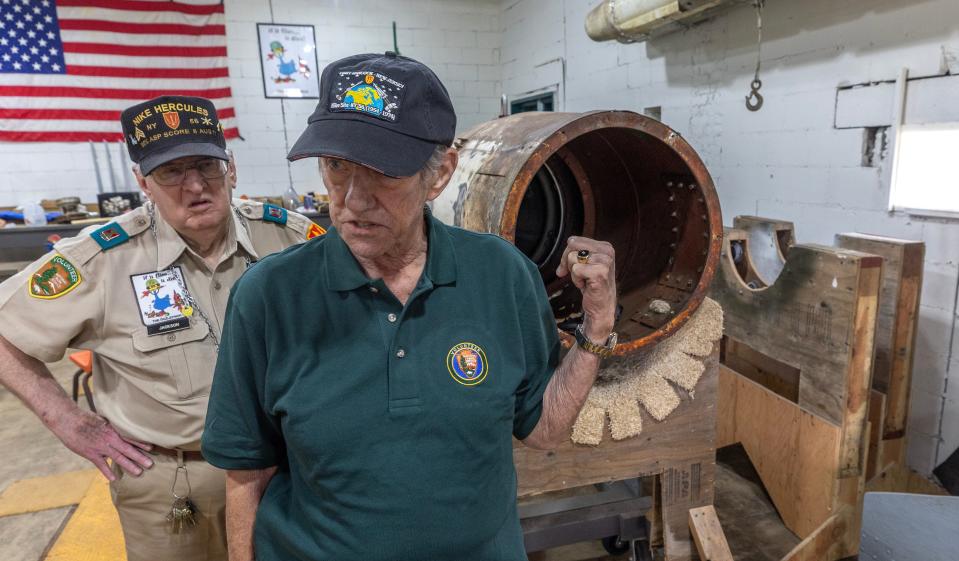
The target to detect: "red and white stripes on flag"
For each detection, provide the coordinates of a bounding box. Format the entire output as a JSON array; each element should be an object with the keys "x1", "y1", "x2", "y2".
[{"x1": 0, "y1": 0, "x2": 239, "y2": 142}]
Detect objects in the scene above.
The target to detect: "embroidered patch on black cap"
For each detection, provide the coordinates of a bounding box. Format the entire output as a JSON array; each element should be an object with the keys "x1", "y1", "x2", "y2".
[
  {"x1": 329, "y1": 71, "x2": 405, "y2": 122},
  {"x1": 125, "y1": 100, "x2": 222, "y2": 155}
]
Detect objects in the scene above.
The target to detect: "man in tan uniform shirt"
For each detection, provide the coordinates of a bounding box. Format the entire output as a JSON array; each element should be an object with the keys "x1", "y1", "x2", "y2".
[{"x1": 0, "y1": 96, "x2": 321, "y2": 561}]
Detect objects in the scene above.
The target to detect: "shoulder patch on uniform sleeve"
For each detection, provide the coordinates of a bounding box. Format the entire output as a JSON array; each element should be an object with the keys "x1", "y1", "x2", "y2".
[
  {"x1": 28, "y1": 254, "x2": 82, "y2": 299},
  {"x1": 89, "y1": 223, "x2": 129, "y2": 251},
  {"x1": 263, "y1": 204, "x2": 288, "y2": 225},
  {"x1": 306, "y1": 222, "x2": 326, "y2": 239}
]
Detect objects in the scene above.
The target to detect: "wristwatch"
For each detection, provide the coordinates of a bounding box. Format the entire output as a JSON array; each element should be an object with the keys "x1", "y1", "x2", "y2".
[{"x1": 574, "y1": 323, "x2": 618, "y2": 358}]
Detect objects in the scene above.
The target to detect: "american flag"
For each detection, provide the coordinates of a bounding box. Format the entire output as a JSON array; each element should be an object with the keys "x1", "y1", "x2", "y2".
[{"x1": 0, "y1": 0, "x2": 239, "y2": 142}]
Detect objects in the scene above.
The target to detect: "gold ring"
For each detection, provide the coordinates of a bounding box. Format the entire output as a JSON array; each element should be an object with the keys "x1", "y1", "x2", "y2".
[{"x1": 576, "y1": 249, "x2": 590, "y2": 264}]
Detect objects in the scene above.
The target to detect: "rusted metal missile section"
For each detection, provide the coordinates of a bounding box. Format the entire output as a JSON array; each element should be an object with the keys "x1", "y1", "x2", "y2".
[{"x1": 432, "y1": 110, "x2": 723, "y2": 356}]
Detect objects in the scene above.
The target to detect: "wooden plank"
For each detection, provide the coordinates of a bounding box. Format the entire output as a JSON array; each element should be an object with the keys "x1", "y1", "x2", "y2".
[
  {"x1": 514, "y1": 349, "x2": 718, "y2": 498},
  {"x1": 779, "y1": 514, "x2": 845, "y2": 561},
  {"x1": 723, "y1": 337, "x2": 800, "y2": 403},
  {"x1": 835, "y1": 441, "x2": 868, "y2": 557},
  {"x1": 839, "y1": 259, "x2": 881, "y2": 477},
  {"x1": 866, "y1": 462, "x2": 950, "y2": 495},
  {"x1": 866, "y1": 391, "x2": 886, "y2": 481},
  {"x1": 836, "y1": 233, "x2": 924, "y2": 441},
  {"x1": 721, "y1": 228, "x2": 769, "y2": 290},
  {"x1": 732, "y1": 216, "x2": 794, "y2": 286},
  {"x1": 515, "y1": 348, "x2": 719, "y2": 561},
  {"x1": 661, "y1": 458, "x2": 715, "y2": 560},
  {"x1": 878, "y1": 436, "x2": 905, "y2": 474},
  {"x1": 718, "y1": 366, "x2": 841, "y2": 539},
  {"x1": 688, "y1": 505, "x2": 733, "y2": 561}
]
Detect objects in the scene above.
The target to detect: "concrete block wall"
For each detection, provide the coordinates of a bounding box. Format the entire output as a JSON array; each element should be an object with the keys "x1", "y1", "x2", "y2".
[
  {"x1": 499, "y1": 0, "x2": 958, "y2": 474},
  {"x1": 0, "y1": 0, "x2": 502, "y2": 206},
  {"x1": 226, "y1": 0, "x2": 502, "y2": 198}
]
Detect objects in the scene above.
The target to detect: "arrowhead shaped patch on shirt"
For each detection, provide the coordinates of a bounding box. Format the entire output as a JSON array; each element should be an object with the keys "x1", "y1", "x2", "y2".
[{"x1": 307, "y1": 223, "x2": 326, "y2": 239}]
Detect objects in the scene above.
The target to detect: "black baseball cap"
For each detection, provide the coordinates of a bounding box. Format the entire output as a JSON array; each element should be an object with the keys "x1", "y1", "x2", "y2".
[
  {"x1": 287, "y1": 52, "x2": 456, "y2": 177},
  {"x1": 121, "y1": 96, "x2": 229, "y2": 176}
]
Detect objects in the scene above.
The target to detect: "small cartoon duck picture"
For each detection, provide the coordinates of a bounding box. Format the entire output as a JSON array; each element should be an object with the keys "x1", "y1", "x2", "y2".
[
  {"x1": 267, "y1": 41, "x2": 311, "y2": 83},
  {"x1": 141, "y1": 278, "x2": 192, "y2": 318},
  {"x1": 141, "y1": 278, "x2": 172, "y2": 317}
]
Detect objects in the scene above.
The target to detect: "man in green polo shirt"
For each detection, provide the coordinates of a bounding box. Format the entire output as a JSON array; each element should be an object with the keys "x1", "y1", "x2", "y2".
[{"x1": 201, "y1": 52, "x2": 618, "y2": 561}]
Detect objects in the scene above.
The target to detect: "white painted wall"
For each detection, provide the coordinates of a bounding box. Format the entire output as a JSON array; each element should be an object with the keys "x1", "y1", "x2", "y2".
[
  {"x1": 499, "y1": 0, "x2": 958, "y2": 474},
  {"x1": 0, "y1": 0, "x2": 502, "y2": 206}
]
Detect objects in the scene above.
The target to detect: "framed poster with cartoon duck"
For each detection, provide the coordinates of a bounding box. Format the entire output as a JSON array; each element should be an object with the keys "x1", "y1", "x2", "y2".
[{"x1": 256, "y1": 23, "x2": 320, "y2": 98}]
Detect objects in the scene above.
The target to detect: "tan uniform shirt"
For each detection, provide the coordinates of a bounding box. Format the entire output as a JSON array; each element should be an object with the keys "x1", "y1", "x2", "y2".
[{"x1": 0, "y1": 199, "x2": 314, "y2": 450}]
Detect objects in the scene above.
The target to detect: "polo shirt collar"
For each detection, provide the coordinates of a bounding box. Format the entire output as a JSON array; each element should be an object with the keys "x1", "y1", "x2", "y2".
[
  {"x1": 324, "y1": 208, "x2": 457, "y2": 291},
  {"x1": 153, "y1": 203, "x2": 255, "y2": 271}
]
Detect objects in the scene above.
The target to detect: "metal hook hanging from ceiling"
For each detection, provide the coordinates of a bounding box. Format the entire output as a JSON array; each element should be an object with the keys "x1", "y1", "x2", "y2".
[{"x1": 746, "y1": 0, "x2": 765, "y2": 112}]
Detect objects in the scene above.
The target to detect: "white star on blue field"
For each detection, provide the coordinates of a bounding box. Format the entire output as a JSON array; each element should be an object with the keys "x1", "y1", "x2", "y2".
[{"x1": 0, "y1": 0, "x2": 67, "y2": 74}]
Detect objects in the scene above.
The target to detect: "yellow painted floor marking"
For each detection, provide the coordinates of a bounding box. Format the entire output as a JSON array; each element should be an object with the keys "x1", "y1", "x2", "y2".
[
  {"x1": 44, "y1": 474, "x2": 125, "y2": 561},
  {"x1": 0, "y1": 469, "x2": 97, "y2": 517}
]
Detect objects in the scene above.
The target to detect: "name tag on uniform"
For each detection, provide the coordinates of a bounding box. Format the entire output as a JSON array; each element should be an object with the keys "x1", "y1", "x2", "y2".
[{"x1": 130, "y1": 268, "x2": 194, "y2": 336}]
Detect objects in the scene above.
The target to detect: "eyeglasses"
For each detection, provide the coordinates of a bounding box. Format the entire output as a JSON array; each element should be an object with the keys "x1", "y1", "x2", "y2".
[{"x1": 150, "y1": 158, "x2": 228, "y2": 186}]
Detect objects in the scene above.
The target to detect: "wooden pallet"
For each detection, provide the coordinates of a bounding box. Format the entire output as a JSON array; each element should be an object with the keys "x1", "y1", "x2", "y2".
[
  {"x1": 514, "y1": 347, "x2": 720, "y2": 561},
  {"x1": 711, "y1": 226, "x2": 882, "y2": 560}
]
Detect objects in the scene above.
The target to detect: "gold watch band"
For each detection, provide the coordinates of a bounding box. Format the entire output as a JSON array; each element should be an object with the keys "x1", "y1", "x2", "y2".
[{"x1": 574, "y1": 324, "x2": 617, "y2": 358}]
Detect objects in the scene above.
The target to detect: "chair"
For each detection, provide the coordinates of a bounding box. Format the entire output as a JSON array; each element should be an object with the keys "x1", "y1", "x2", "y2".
[{"x1": 68, "y1": 350, "x2": 96, "y2": 412}]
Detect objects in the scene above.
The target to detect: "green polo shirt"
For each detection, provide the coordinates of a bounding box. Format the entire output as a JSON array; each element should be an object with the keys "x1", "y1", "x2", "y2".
[{"x1": 201, "y1": 211, "x2": 560, "y2": 561}]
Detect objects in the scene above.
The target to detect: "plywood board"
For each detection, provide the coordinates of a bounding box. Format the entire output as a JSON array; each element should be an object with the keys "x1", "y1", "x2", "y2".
[{"x1": 717, "y1": 366, "x2": 842, "y2": 539}]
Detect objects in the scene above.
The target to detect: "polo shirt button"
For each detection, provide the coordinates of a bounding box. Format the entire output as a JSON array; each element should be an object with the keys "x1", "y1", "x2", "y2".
[
  {"x1": 213, "y1": 280, "x2": 222, "y2": 290},
  {"x1": 387, "y1": 313, "x2": 397, "y2": 323},
  {"x1": 167, "y1": 334, "x2": 177, "y2": 342},
  {"x1": 369, "y1": 286, "x2": 379, "y2": 294},
  {"x1": 396, "y1": 348, "x2": 406, "y2": 358}
]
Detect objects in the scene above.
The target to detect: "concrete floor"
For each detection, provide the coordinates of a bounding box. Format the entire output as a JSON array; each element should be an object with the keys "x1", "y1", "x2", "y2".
[{"x1": 0, "y1": 355, "x2": 91, "y2": 561}]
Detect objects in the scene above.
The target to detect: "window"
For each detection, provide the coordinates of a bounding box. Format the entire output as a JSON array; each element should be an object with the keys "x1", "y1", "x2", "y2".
[
  {"x1": 510, "y1": 92, "x2": 555, "y2": 114},
  {"x1": 890, "y1": 123, "x2": 959, "y2": 217}
]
